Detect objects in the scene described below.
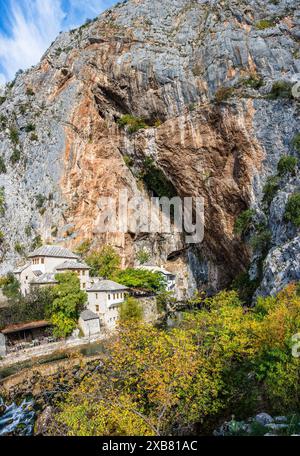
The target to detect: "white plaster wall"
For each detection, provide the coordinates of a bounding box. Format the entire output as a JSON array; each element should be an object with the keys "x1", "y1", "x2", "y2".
[{"x1": 79, "y1": 317, "x2": 100, "y2": 337}]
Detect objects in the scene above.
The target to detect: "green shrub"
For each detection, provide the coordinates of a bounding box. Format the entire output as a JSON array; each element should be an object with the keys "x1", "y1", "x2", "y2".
[
  {"x1": 123, "y1": 154, "x2": 134, "y2": 167},
  {"x1": 242, "y1": 75, "x2": 264, "y2": 89},
  {"x1": 31, "y1": 235, "x2": 43, "y2": 250},
  {"x1": 234, "y1": 209, "x2": 255, "y2": 236},
  {"x1": 36, "y1": 194, "x2": 46, "y2": 209},
  {"x1": 292, "y1": 133, "x2": 300, "y2": 153},
  {"x1": 0, "y1": 96, "x2": 6, "y2": 105},
  {"x1": 15, "y1": 242, "x2": 25, "y2": 255},
  {"x1": 0, "y1": 156, "x2": 6, "y2": 174},
  {"x1": 249, "y1": 230, "x2": 271, "y2": 254},
  {"x1": 0, "y1": 115, "x2": 7, "y2": 129},
  {"x1": 136, "y1": 249, "x2": 150, "y2": 265},
  {"x1": 25, "y1": 225, "x2": 32, "y2": 237},
  {"x1": 268, "y1": 81, "x2": 293, "y2": 99},
  {"x1": 30, "y1": 132, "x2": 38, "y2": 141},
  {"x1": 117, "y1": 115, "x2": 147, "y2": 134},
  {"x1": 263, "y1": 176, "x2": 280, "y2": 206},
  {"x1": 215, "y1": 86, "x2": 235, "y2": 103},
  {"x1": 0, "y1": 187, "x2": 5, "y2": 215},
  {"x1": 9, "y1": 127, "x2": 19, "y2": 145},
  {"x1": 277, "y1": 155, "x2": 298, "y2": 176},
  {"x1": 285, "y1": 193, "x2": 300, "y2": 227},
  {"x1": 25, "y1": 123, "x2": 36, "y2": 133},
  {"x1": 10, "y1": 148, "x2": 21, "y2": 164},
  {"x1": 255, "y1": 19, "x2": 276, "y2": 30},
  {"x1": 26, "y1": 88, "x2": 35, "y2": 96}
]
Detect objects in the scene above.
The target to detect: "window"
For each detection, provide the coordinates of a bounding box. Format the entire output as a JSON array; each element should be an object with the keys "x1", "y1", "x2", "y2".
[
  {"x1": 82, "y1": 283, "x2": 86, "y2": 289},
  {"x1": 108, "y1": 294, "x2": 111, "y2": 300},
  {"x1": 96, "y1": 293, "x2": 98, "y2": 300},
  {"x1": 82, "y1": 271, "x2": 85, "y2": 276},
  {"x1": 96, "y1": 305, "x2": 99, "y2": 312},
  {"x1": 41, "y1": 258, "x2": 44, "y2": 264}
]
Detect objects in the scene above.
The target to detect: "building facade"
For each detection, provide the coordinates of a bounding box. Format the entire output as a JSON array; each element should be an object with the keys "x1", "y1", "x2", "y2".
[
  {"x1": 86, "y1": 280, "x2": 128, "y2": 330},
  {"x1": 14, "y1": 245, "x2": 90, "y2": 295}
]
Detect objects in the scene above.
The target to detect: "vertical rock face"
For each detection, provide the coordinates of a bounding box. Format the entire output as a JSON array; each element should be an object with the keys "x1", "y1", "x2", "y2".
[{"x1": 0, "y1": 0, "x2": 299, "y2": 296}]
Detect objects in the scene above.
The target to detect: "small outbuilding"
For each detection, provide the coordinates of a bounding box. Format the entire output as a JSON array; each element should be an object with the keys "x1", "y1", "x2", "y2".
[{"x1": 79, "y1": 310, "x2": 101, "y2": 337}]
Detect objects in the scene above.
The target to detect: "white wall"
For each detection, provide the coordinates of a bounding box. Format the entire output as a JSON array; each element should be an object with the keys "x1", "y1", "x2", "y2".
[
  {"x1": 87, "y1": 290, "x2": 126, "y2": 330},
  {"x1": 79, "y1": 317, "x2": 100, "y2": 337}
]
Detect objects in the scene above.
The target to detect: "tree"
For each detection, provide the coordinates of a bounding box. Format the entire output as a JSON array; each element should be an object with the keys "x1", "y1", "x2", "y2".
[
  {"x1": 285, "y1": 193, "x2": 300, "y2": 227},
  {"x1": 112, "y1": 268, "x2": 166, "y2": 292},
  {"x1": 49, "y1": 285, "x2": 300, "y2": 436},
  {"x1": 0, "y1": 286, "x2": 53, "y2": 329},
  {"x1": 1, "y1": 272, "x2": 21, "y2": 299},
  {"x1": 75, "y1": 240, "x2": 92, "y2": 258},
  {"x1": 120, "y1": 297, "x2": 143, "y2": 322},
  {"x1": 48, "y1": 273, "x2": 87, "y2": 338},
  {"x1": 86, "y1": 245, "x2": 121, "y2": 278}
]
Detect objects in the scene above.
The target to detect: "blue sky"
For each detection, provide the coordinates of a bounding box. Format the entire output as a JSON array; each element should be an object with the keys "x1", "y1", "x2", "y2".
[{"x1": 0, "y1": 0, "x2": 117, "y2": 84}]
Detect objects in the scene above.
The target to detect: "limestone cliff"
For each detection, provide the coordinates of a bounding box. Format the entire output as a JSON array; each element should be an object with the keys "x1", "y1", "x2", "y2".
[{"x1": 0, "y1": 0, "x2": 299, "y2": 297}]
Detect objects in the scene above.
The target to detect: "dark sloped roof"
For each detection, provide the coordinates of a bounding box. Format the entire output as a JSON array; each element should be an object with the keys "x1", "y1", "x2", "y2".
[
  {"x1": 56, "y1": 260, "x2": 90, "y2": 270},
  {"x1": 28, "y1": 245, "x2": 78, "y2": 259},
  {"x1": 87, "y1": 280, "x2": 128, "y2": 292},
  {"x1": 1, "y1": 320, "x2": 51, "y2": 334},
  {"x1": 80, "y1": 310, "x2": 100, "y2": 321}
]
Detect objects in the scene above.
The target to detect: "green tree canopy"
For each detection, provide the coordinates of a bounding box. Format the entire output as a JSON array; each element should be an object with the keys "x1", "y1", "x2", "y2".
[
  {"x1": 48, "y1": 272, "x2": 87, "y2": 338},
  {"x1": 120, "y1": 297, "x2": 143, "y2": 323},
  {"x1": 86, "y1": 245, "x2": 121, "y2": 278},
  {"x1": 112, "y1": 268, "x2": 166, "y2": 292}
]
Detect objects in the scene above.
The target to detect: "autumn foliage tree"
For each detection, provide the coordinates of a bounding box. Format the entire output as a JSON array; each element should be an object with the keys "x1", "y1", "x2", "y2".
[{"x1": 51, "y1": 285, "x2": 300, "y2": 436}]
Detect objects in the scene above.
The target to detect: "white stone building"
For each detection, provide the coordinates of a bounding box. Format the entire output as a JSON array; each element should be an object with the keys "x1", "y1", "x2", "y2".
[
  {"x1": 136, "y1": 265, "x2": 176, "y2": 291},
  {"x1": 86, "y1": 280, "x2": 128, "y2": 330},
  {"x1": 14, "y1": 245, "x2": 90, "y2": 295},
  {"x1": 79, "y1": 310, "x2": 101, "y2": 337}
]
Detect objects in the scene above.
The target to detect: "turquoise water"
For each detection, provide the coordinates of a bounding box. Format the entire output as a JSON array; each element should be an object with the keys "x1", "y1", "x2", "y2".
[{"x1": 0, "y1": 396, "x2": 35, "y2": 436}]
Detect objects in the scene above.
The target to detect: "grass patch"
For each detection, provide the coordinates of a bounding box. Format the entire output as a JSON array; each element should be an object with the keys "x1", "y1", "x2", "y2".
[
  {"x1": 117, "y1": 115, "x2": 148, "y2": 134},
  {"x1": 215, "y1": 86, "x2": 235, "y2": 103},
  {"x1": 255, "y1": 19, "x2": 276, "y2": 30},
  {"x1": 9, "y1": 127, "x2": 19, "y2": 145}
]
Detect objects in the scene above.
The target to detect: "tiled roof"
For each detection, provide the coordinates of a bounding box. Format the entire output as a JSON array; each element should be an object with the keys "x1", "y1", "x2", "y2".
[
  {"x1": 87, "y1": 280, "x2": 128, "y2": 292},
  {"x1": 30, "y1": 273, "x2": 58, "y2": 285},
  {"x1": 28, "y1": 245, "x2": 78, "y2": 259},
  {"x1": 13, "y1": 263, "x2": 30, "y2": 274},
  {"x1": 56, "y1": 260, "x2": 90, "y2": 270},
  {"x1": 80, "y1": 310, "x2": 100, "y2": 321}
]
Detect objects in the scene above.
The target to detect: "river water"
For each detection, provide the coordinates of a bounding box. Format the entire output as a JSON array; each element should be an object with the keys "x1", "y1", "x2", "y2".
[
  {"x1": 0, "y1": 314, "x2": 185, "y2": 436},
  {"x1": 0, "y1": 340, "x2": 106, "y2": 436}
]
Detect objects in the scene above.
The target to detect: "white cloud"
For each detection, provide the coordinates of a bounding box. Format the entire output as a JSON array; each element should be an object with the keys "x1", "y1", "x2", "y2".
[
  {"x1": 0, "y1": 0, "x2": 65, "y2": 82},
  {"x1": 0, "y1": 0, "x2": 115, "y2": 83}
]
